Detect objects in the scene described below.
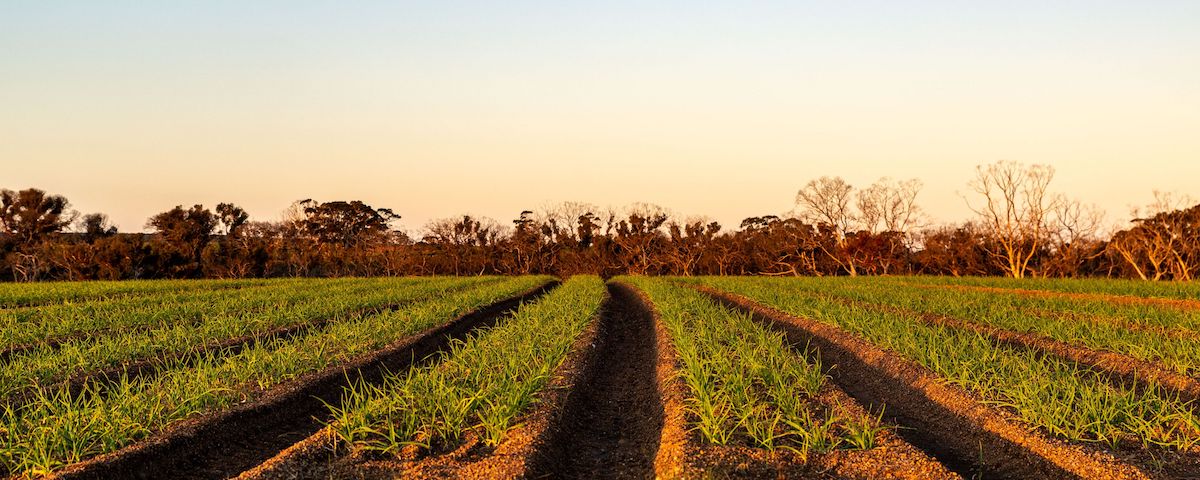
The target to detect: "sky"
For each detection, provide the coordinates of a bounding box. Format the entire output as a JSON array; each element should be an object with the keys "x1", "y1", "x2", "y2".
[{"x1": 2, "y1": 1, "x2": 1198, "y2": 234}]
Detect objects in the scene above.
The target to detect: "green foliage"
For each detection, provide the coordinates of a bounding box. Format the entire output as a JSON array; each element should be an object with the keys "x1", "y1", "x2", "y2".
[
  {"x1": 0, "y1": 276, "x2": 550, "y2": 476},
  {"x1": 700, "y1": 276, "x2": 1200, "y2": 452},
  {"x1": 331, "y1": 275, "x2": 606, "y2": 455},
  {"x1": 0, "y1": 277, "x2": 265, "y2": 309},
  {"x1": 902, "y1": 274, "x2": 1200, "y2": 301},
  {"x1": 0, "y1": 277, "x2": 496, "y2": 398},
  {"x1": 624, "y1": 277, "x2": 879, "y2": 456},
  {"x1": 816, "y1": 277, "x2": 1200, "y2": 377}
]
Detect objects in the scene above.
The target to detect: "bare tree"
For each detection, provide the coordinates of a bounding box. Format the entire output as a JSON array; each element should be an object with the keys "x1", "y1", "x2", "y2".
[
  {"x1": 966, "y1": 161, "x2": 1058, "y2": 278},
  {"x1": 424, "y1": 215, "x2": 506, "y2": 247},
  {"x1": 1045, "y1": 196, "x2": 1105, "y2": 277},
  {"x1": 796, "y1": 176, "x2": 856, "y2": 234},
  {"x1": 535, "y1": 201, "x2": 601, "y2": 244},
  {"x1": 612, "y1": 203, "x2": 670, "y2": 275},
  {"x1": 423, "y1": 215, "x2": 507, "y2": 275},
  {"x1": 856, "y1": 177, "x2": 924, "y2": 234},
  {"x1": 1107, "y1": 191, "x2": 1197, "y2": 281},
  {"x1": 665, "y1": 216, "x2": 720, "y2": 276},
  {"x1": 795, "y1": 177, "x2": 857, "y2": 275}
]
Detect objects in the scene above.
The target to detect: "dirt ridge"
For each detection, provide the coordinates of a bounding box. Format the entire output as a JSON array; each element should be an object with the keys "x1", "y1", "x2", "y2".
[
  {"x1": 45, "y1": 280, "x2": 558, "y2": 480},
  {"x1": 523, "y1": 282, "x2": 664, "y2": 478},
  {"x1": 697, "y1": 285, "x2": 1151, "y2": 480},
  {"x1": 241, "y1": 281, "x2": 682, "y2": 480}
]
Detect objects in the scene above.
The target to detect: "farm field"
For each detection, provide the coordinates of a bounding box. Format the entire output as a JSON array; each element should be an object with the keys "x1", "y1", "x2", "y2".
[{"x1": 0, "y1": 276, "x2": 1197, "y2": 479}]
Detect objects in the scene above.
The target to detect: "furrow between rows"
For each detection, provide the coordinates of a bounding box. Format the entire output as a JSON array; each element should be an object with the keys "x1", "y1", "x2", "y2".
[
  {"x1": 831, "y1": 295, "x2": 1200, "y2": 417},
  {"x1": 44, "y1": 280, "x2": 557, "y2": 480},
  {"x1": 698, "y1": 285, "x2": 1147, "y2": 480}
]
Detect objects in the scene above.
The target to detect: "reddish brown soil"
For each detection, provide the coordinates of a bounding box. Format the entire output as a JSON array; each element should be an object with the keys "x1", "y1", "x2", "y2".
[
  {"x1": 524, "y1": 282, "x2": 664, "y2": 478},
  {"x1": 697, "y1": 285, "x2": 1154, "y2": 480},
  {"x1": 642, "y1": 285, "x2": 690, "y2": 480},
  {"x1": 679, "y1": 381, "x2": 960, "y2": 480},
  {"x1": 830, "y1": 295, "x2": 1200, "y2": 418},
  {"x1": 46, "y1": 280, "x2": 557, "y2": 480},
  {"x1": 906, "y1": 282, "x2": 1200, "y2": 311}
]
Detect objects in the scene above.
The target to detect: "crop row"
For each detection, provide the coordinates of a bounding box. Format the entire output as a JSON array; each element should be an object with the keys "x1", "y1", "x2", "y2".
[
  {"x1": 624, "y1": 277, "x2": 877, "y2": 456},
  {"x1": 695, "y1": 277, "x2": 1200, "y2": 454},
  {"x1": 331, "y1": 275, "x2": 606, "y2": 455},
  {"x1": 0, "y1": 278, "x2": 267, "y2": 309},
  {"x1": 8, "y1": 274, "x2": 1198, "y2": 478},
  {"x1": 293, "y1": 277, "x2": 951, "y2": 478},
  {"x1": 0, "y1": 277, "x2": 493, "y2": 399},
  {"x1": 0, "y1": 275, "x2": 550, "y2": 476},
  {"x1": 802, "y1": 278, "x2": 1200, "y2": 378},
  {"x1": 0, "y1": 278, "x2": 352, "y2": 348},
  {"x1": 893, "y1": 275, "x2": 1200, "y2": 302}
]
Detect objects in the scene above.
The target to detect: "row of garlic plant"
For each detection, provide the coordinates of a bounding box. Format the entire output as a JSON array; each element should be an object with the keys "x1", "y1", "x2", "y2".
[
  {"x1": 627, "y1": 277, "x2": 879, "y2": 457},
  {"x1": 698, "y1": 277, "x2": 1200, "y2": 452},
  {"x1": 0, "y1": 275, "x2": 551, "y2": 476},
  {"x1": 894, "y1": 274, "x2": 1200, "y2": 303},
  {"x1": 813, "y1": 278, "x2": 1200, "y2": 377},
  {"x1": 0, "y1": 278, "x2": 268, "y2": 309},
  {"x1": 0, "y1": 277, "x2": 328, "y2": 347},
  {"x1": 0, "y1": 277, "x2": 495, "y2": 398},
  {"x1": 331, "y1": 275, "x2": 606, "y2": 455}
]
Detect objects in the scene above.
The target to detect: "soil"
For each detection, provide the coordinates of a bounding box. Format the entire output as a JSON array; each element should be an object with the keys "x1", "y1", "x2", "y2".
[
  {"x1": 233, "y1": 280, "x2": 966, "y2": 480},
  {"x1": 524, "y1": 282, "x2": 665, "y2": 479},
  {"x1": 51, "y1": 278, "x2": 1188, "y2": 479},
  {"x1": 696, "y1": 285, "x2": 1154, "y2": 480},
  {"x1": 45, "y1": 280, "x2": 558, "y2": 480},
  {"x1": 241, "y1": 282, "x2": 671, "y2": 480}
]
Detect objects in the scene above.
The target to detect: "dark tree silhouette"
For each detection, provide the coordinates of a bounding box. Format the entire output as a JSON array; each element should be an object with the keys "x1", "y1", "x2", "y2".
[
  {"x1": 146, "y1": 205, "x2": 219, "y2": 277},
  {"x1": 79, "y1": 213, "x2": 118, "y2": 242},
  {"x1": 0, "y1": 188, "x2": 74, "y2": 247},
  {"x1": 216, "y1": 203, "x2": 249, "y2": 237},
  {"x1": 300, "y1": 200, "x2": 400, "y2": 247},
  {"x1": 2, "y1": 169, "x2": 1197, "y2": 281}
]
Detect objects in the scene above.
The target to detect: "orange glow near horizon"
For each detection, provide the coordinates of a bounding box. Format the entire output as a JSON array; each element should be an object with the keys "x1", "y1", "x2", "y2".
[{"x1": 3, "y1": 2, "x2": 1198, "y2": 233}]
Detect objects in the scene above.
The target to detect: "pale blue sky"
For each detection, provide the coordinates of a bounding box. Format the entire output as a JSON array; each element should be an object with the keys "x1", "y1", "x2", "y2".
[{"x1": 3, "y1": 1, "x2": 1198, "y2": 233}]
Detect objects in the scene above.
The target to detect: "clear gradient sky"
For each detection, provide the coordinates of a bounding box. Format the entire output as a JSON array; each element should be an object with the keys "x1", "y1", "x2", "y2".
[{"x1": 3, "y1": 1, "x2": 1198, "y2": 234}]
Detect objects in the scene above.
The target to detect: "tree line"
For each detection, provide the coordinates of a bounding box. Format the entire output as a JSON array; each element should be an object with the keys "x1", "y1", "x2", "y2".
[{"x1": 1, "y1": 161, "x2": 1196, "y2": 281}]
